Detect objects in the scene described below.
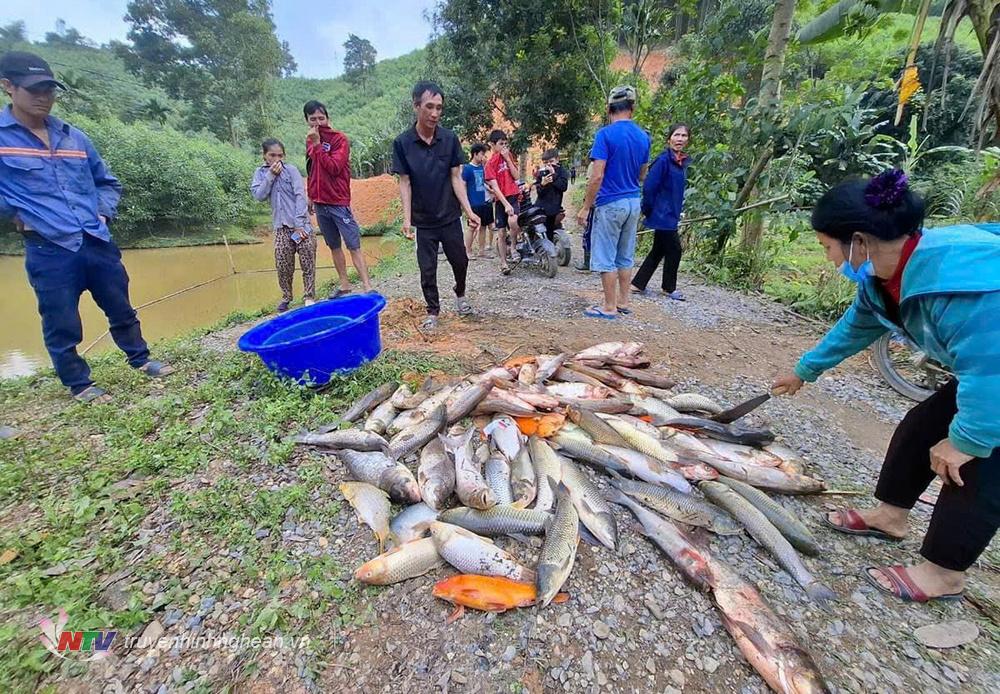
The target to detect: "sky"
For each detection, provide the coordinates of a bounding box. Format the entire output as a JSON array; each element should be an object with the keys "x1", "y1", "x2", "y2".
[{"x1": 0, "y1": 1, "x2": 437, "y2": 78}]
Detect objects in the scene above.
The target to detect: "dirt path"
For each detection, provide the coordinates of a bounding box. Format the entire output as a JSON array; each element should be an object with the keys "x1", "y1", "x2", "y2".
[{"x1": 276, "y1": 240, "x2": 996, "y2": 693}]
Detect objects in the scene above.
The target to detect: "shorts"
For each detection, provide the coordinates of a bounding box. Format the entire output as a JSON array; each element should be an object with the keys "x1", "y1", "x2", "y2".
[
  {"x1": 472, "y1": 203, "x2": 494, "y2": 227},
  {"x1": 494, "y1": 195, "x2": 520, "y2": 230},
  {"x1": 315, "y1": 204, "x2": 362, "y2": 251},
  {"x1": 590, "y1": 197, "x2": 640, "y2": 272}
]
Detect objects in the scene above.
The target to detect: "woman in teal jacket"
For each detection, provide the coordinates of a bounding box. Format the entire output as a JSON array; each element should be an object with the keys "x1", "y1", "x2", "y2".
[{"x1": 773, "y1": 169, "x2": 1000, "y2": 603}]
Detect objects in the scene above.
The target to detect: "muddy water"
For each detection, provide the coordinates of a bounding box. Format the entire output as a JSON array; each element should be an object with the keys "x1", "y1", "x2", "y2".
[{"x1": 0, "y1": 234, "x2": 398, "y2": 378}]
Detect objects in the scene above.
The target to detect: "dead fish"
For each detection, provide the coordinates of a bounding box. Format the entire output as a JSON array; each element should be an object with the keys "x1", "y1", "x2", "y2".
[
  {"x1": 600, "y1": 411, "x2": 662, "y2": 440},
  {"x1": 610, "y1": 364, "x2": 676, "y2": 389},
  {"x1": 528, "y1": 437, "x2": 561, "y2": 512},
  {"x1": 702, "y1": 439, "x2": 783, "y2": 467},
  {"x1": 438, "y1": 505, "x2": 550, "y2": 536},
  {"x1": 510, "y1": 444, "x2": 536, "y2": 506},
  {"x1": 473, "y1": 389, "x2": 537, "y2": 417},
  {"x1": 473, "y1": 366, "x2": 516, "y2": 384},
  {"x1": 535, "y1": 353, "x2": 567, "y2": 382},
  {"x1": 396, "y1": 376, "x2": 439, "y2": 409},
  {"x1": 364, "y1": 398, "x2": 397, "y2": 435},
  {"x1": 389, "y1": 383, "x2": 415, "y2": 409},
  {"x1": 417, "y1": 383, "x2": 459, "y2": 416},
  {"x1": 355, "y1": 537, "x2": 444, "y2": 585},
  {"x1": 552, "y1": 367, "x2": 607, "y2": 388},
  {"x1": 484, "y1": 453, "x2": 514, "y2": 505},
  {"x1": 601, "y1": 416, "x2": 679, "y2": 467},
  {"x1": 575, "y1": 342, "x2": 643, "y2": 362},
  {"x1": 445, "y1": 381, "x2": 491, "y2": 425},
  {"x1": 701, "y1": 457, "x2": 826, "y2": 495},
  {"x1": 342, "y1": 381, "x2": 398, "y2": 422},
  {"x1": 483, "y1": 416, "x2": 523, "y2": 459},
  {"x1": 564, "y1": 362, "x2": 633, "y2": 390},
  {"x1": 518, "y1": 362, "x2": 538, "y2": 385},
  {"x1": 666, "y1": 416, "x2": 775, "y2": 447},
  {"x1": 609, "y1": 471, "x2": 741, "y2": 535},
  {"x1": 389, "y1": 502, "x2": 438, "y2": 546},
  {"x1": 700, "y1": 481, "x2": 834, "y2": 602},
  {"x1": 763, "y1": 442, "x2": 808, "y2": 476},
  {"x1": 430, "y1": 521, "x2": 535, "y2": 582},
  {"x1": 606, "y1": 490, "x2": 831, "y2": 694},
  {"x1": 440, "y1": 429, "x2": 496, "y2": 510},
  {"x1": 418, "y1": 437, "x2": 456, "y2": 511},
  {"x1": 294, "y1": 428, "x2": 389, "y2": 453},
  {"x1": 716, "y1": 476, "x2": 821, "y2": 555},
  {"x1": 554, "y1": 397, "x2": 633, "y2": 413},
  {"x1": 341, "y1": 481, "x2": 391, "y2": 553},
  {"x1": 388, "y1": 404, "x2": 448, "y2": 460},
  {"x1": 386, "y1": 408, "x2": 426, "y2": 437},
  {"x1": 627, "y1": 395, "x2": 682, "y2": 425},
  {"x1": 561, "y1": 458, "x2": 617, "y2": 549},
  {"x1": 536, "y1": 480, "x2": 580, "y2": 606},
  {"x1": 566, "y1": 407, "x2": 631, "y2": 448},
  {"x1": 550, "y1": 431, "x2": 631, "y2": 477},
  {"x1": 599, "y1": 444, "x2": 692, "y2": 493},
  {"x1": 508, "y1": 389, "x2": 561, "y2": 410},
  {"x1": 666, "y1": 392, "x2": 724, "y2": 415},
  {"x1": 336, "y1": 449, "x2": 420, "y2": 503},
  {"x1": 544, "y1": 382, "x2": 615, "y2": 400}
]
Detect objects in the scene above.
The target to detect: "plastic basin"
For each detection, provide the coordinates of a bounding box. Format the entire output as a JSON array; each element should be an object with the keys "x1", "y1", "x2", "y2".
[{"x1": 238, "y1": 293, "x2": 387, "y2": 385}]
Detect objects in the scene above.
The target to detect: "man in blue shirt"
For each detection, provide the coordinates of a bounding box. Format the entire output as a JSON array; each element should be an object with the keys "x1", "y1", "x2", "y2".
[
  {"x1": 0, "y1": 51, "x2": 172, "y2": 403},
  {"x1": 576, "y1": 85, "x2": 651, "y2": 320},
  {"x1": 461, "y1": 143, "x2": 494, "y2": 259}
]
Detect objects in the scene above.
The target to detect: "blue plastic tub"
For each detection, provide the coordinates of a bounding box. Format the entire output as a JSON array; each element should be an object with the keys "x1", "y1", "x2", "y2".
[{"x1": 238, "y1": 293, "x2": 387, "y2": 385}]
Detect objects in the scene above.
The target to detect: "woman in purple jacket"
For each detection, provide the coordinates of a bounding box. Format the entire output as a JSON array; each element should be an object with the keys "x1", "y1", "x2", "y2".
[{"x1": 631, "y1": 124, "x2": 690, "y2": 301}]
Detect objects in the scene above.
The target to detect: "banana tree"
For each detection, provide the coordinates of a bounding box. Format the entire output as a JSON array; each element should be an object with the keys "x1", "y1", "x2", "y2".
[{"x1": 798, "y1": 0, "x2": 1000, "y2": 147}]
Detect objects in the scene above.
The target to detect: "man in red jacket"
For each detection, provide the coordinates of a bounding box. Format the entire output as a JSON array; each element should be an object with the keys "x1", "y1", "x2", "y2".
[{"x1": 303, "y1": 100, "x2": 372, "y2": 296}]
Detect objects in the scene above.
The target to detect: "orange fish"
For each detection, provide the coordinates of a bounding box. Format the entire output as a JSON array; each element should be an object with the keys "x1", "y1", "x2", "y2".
[
  {"x1": 432, "y1": 575, "x2": 568, "y2": 622},
  {"x1": 513, "y1": 413, "x2": 566, "y2": 438}
]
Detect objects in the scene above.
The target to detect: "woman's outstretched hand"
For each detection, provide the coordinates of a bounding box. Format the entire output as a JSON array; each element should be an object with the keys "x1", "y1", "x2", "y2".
[{"x1": 772, "y1": 372, "x2": 804, "y2": 396}]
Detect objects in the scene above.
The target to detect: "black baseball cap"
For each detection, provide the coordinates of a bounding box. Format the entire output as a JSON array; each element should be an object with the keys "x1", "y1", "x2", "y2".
[{"x1": 0, "y1": 51, "x2": 66, "y2": 90}]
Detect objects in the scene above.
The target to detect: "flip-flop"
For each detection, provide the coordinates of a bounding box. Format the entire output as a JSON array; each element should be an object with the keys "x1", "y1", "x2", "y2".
[
  {"x1": 329, "y1": 289, "x2": 352, "y2": 300},
  {"x1": 616, "y1": 306, "x2": 633, "y2": 315},
  {"x1": 862, "y1": 565, "x2": 964, "y2": 603},
  {"x1": 500, "y1": 265, "x2": 512, "y2": 276},
  {"x1": 74, "y1": 385, "x2": 111, "y2": 404},
  {"x1": 822, "y1": 509, "x2": 904, "y2": 541},
  {"x1": 584, "y1": 306, "x2": 617, "y2": 320},
  {"x1": 137, "y1": 360, "x2": 175, "y2": 378}
]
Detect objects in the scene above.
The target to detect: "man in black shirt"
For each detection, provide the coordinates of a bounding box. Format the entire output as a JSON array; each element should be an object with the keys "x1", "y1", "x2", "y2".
[
  {"x1": 392, "y1": 81, "x2": 481, "y2": 331},
  {"x1": 532, "y1": 148, "x2": 569, "y2": 234}
]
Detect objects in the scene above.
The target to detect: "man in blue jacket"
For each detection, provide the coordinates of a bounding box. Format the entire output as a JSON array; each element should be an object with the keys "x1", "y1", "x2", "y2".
[{"x1": 0, "y1": 51, "x2": 172, "y2": 403}]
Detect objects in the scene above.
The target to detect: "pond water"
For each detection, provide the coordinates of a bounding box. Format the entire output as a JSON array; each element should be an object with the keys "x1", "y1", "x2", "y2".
[{"x1": 0, "y1": 234, "x2": 398, "y2": 379}]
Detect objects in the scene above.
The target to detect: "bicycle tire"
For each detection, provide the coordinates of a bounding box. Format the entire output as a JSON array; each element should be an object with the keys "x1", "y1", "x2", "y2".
[{"x1": 870, "y1": 333, "x2": 934, "y2": 402}]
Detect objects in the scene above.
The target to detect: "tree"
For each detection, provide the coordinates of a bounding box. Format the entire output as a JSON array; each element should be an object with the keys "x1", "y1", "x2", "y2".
[
  {"x1": 620, "y1": 0, "x2": 672, "y2": 80},
  {"x1": 44, "y1": 19, "x2": 92, "y2": 47},
  {"x1": 432, "y1": 0, "x2": 618, "y2": 150},
  {"x1": 798, "y1": 0, "x2": 1000, "y2": 146},
  {"x1": 343, "y1": 34, "x2": 377, "y2": 89},
  {"x1": 114, "y1": 0, "x2": 295, "y2": 146},
  {"x1": 0, "y1": 21, "x2": 27, "y2": 49},
  {"x1": 139, "y1": 98, "x2": 172, "y2": 125}
]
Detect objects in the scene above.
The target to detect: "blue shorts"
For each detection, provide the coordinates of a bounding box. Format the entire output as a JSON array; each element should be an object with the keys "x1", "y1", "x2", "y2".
[
  {"x1": 589, "y1": 197, "x2": 640, "y2": 272},
  {"x1": 315, "y1": 204, "x2": 362, "y2": 251}
]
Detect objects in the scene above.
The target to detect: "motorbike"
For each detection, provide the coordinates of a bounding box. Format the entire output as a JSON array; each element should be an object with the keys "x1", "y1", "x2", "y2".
[
  {"x1": 870, "y1": 331, "x2": 952, "y2": 402},
  {"x1": 505, "y1": 202, "x2": 570, "y2": 278}
]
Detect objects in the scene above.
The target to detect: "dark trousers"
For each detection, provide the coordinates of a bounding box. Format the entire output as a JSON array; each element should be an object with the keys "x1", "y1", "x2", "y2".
[
  {"x1": 24, "y1": 233, "x2": 149, "y2": 392},
  {"x1": 415, "y1": 219, "x2": 468, "y2": 316},
  {"x1": 875, "y1": 379, "x2": 1000, "y2": 571},
  {"x1": 631, "y1": 230, "x2": 682, "y2": 292}
]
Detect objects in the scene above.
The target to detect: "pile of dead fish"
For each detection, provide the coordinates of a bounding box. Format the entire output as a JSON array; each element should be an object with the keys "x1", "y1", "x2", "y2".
[{"x1": 295, "y1": 342, "x2": 832, "y2": 693}]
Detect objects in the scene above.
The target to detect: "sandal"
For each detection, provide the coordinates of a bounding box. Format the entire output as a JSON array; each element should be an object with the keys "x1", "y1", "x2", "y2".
[
  {"x1": 456, "y1": 297, "x2": 474, "y2": 316},
  {"x1": 862, "y1": 565, "x2": 964, "y2": 603},
  {"x1": 584, "y1": 306, "x2": 617, "y2": 320},
  {"x1": 822, "y1": 509, "x2": 903, "y2": 541},
  {"x1": 74, "y1": 385, "x2": 112, "y2": 404},
  {"x1": 329, "y1": 288, "x2": 352, "y2": 300},
  {"x1": 500, "y1": 265, "x2": 511, "y2": 276},
  {"x1": 421, "y1": 315, "x2": 439, "y2": 331},
  {"x1": 137, "y1": 360, "x2": 175, "y2": 378},
  {"x1": 616, "y1": 306, "x2": 633, "y2": 315}
]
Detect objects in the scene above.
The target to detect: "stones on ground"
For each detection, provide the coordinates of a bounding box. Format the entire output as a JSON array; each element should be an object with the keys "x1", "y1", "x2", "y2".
[
  {"x1": 669, "y1": 669, "x2": 686, "y2": 687},
  {"x1": 703, "y1": 656, "x2": 720, "y2": 674},
  {"x1": 914, "y1": 620, "x2": 979, "y2": 649},
  {"x1": 450, "y1": 670, "x2": 467, "y2": 685},
  {"x1": 139, "y1": 620, "x2": 164, "y2": 648},
  {"x1": 580, "y1": 650, "x2": 594, "y2": 678},
  {"x1": 592, "y1": 621, "x2": 611, "y2": 639},
  {"x1": 557, "y1": 613, "x2": 572, "y2": 627},
  {"x1": 502, "y1": 645, "x2": 517, "y2": 663},
  {"x1": 645, "y1": 657, "x2": 656, "y2": 675}
]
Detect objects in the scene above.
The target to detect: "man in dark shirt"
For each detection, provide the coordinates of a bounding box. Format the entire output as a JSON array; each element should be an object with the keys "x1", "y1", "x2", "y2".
[
  {"x1": 391, "y1": 81, "x2": 480, "y2": 331},
  {"x1": 532, "y1": 148, "x2": 568, "y2": 234}
]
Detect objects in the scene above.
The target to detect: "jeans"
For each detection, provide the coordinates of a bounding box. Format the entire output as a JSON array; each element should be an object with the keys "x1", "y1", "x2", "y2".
[
  {"x1": 589, "y1": 197, "x2": 640, "y2": 272},
  {"x1": 415, "y1": 219, "x2": 468, "y2": 315},
  {"x1": 875, "y1": 379, "x2": 1000, "y2": 571},
  {"x1": 632, "y1": 230, "x2": 682, "y2": 292},
  {"x1": 24, "y1": 233, "x2": 149, "y2": 392}
]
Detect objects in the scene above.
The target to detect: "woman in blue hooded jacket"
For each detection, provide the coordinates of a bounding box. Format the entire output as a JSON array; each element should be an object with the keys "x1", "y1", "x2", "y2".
[
  {"x1": 632, "y1": 124, "x2": 690, "y2": 300},
  {"x1": 773, "y1": 170, "x2": 1000, "y2": 604}
]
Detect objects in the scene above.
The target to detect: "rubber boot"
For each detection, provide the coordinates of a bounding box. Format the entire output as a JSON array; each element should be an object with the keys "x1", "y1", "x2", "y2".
[{"x1": 574, "y1": 249, "x2": 590, "y2": 272}]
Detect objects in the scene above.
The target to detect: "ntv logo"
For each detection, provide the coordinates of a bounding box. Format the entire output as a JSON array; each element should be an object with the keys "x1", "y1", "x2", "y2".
[{"x1": 38, "y1": 609, "x2": 116, "y2": 661}]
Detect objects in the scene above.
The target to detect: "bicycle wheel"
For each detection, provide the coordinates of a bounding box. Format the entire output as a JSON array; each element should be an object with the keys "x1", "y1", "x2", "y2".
[{"x1": 870, "y1": 333, "x2": 935, "y2": 402}]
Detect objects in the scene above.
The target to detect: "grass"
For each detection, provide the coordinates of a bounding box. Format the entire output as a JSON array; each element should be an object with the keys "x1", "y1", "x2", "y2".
[{"x1": 0, "y1": 239, "x2": 443, "y2": 690}]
